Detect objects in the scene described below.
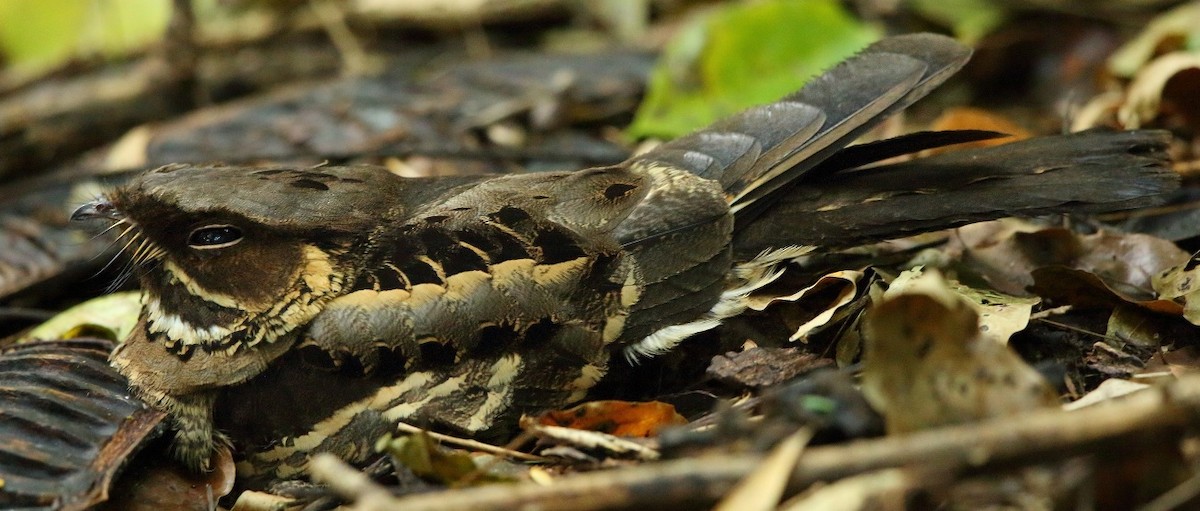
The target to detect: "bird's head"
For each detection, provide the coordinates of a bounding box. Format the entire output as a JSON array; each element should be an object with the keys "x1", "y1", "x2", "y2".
[{"x1": 73, "y1": 164, "x2": 406, "y2": 354}]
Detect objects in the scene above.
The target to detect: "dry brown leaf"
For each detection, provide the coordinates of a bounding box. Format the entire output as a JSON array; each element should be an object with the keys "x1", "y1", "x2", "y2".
[
  {"x1": 746, "y1": 270, "x2": 864, "y2": 342},
  {"x1": 887, "y1": 267, "x2": 1038, "y2": 345},
  {"x1": 927, "y1": 106, "x2": 1029, "y2": 153},
  {"x1": 1119, "y1": 52, "x2": 1200, "y2": 129},
  {"x1": 952, "y1": 219, "x2": 1070, "y2": 295},
  {"x1": 1075, "y1": 232, "x2": 1188, "y2": 291},
  {"x1": 953, "y1": 220, "x2": 1187, "y2": 296},
  {"x1": 374, "y1": 431, "x2": 522, "y2": 486},
  {"x1": 519, "y1": 419, "x2": 660, "y2": 460},
  {"x1": 1158, "y1": 345, "x2": 1200, "y2": 377},
  {"x1": 707, "y1": 347, "x2": 832, "y2": 388},
  {"x1": 1140, "y1": 342, "x2": 1200, "y2": 379},
  {"x1": 1105, "y1": 304, "x2": 1174, "y2": 348},
  {"x1": 862, "y1": 270, "x2": 1058, "y2": 433},
  {"x1": 1109, "y1": 2, "x2": 1200, "y2": 77},
  {"x1": 1151, "y1": 258, "x2": 1200, "y2": 326},
  {"x1": 1071, "y1": 90, "x2": 1125, "y2": 132},
  {"x1": 534, "y1": 400, "x2": 687, "y2": 438},
  {"x1": 1031, "y1": 266, "x2": 1182, "y2": 315},
  {"x1": 100, "y1": 444, "x2": 235, "y2": 511},
  {"x1": 834, "y1": 316, "x2": 865, "y2": 368},
  {"x1": 1063, "y1": 379, "x2": 1150, "y2": 411},
  {"x1": 780, "y1": 468, "x2": 912, "y2": 511}
]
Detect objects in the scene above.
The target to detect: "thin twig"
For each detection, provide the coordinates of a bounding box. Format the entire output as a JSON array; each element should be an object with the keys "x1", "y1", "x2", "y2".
[
  {"x1": 321, "y1": 375, "x2": 1200, "y2": 511},
  {"x1": 392, "y1": 422, "x2": 547, "y2": 462},
  {"x1": 1034, "y1": 317, "x2": 1116, "y2": 341},
  {"x1": 1138, "y1": 469, "x2": 1200, "y2": 511},
  {"x1": 309, "y1": 454, "x2": 395, "y2": 511},
  {"x1": 0, "y1": 307, "x2": 58, "y2": 322}
]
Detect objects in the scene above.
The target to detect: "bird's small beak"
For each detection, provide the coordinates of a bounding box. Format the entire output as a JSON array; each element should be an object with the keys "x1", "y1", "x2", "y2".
[{"x1": 71, "y1": 200, "x2": 123, "y2": 222}]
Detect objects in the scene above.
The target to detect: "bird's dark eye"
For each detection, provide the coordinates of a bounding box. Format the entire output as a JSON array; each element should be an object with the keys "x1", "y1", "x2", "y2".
[{"x1": 187, "y1": 225, "x2": 243, "y2": 249}]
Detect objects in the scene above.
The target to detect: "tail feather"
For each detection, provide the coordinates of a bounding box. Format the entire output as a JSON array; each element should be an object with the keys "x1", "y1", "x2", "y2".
[
  {"x1": 733, "y1": 129, "x2": 1179, "y2": 257},
  {"x1": 855, "y1": 33, "x2": 978, "y2": 125}
]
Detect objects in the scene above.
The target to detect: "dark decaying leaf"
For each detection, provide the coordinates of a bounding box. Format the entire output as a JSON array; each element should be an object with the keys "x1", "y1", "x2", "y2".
[
  {"x1": 96, "y1": 444, "x2": 235, "y2": 511},
  {"x1": 707, "y1": 347, "x2": 832, "y2": 388},
  {"x1": 1120, "y1": 188, "x2": 1200, "y2": 242},
  {"x1": 948, "y1": 219, "x2": 1187, "y2": 296},
  {"x1": 137, "y1": 51, "x2": 649, "y2": 168},
  {"x1": 0, "y1": 339, "x2": 164, "y2": 511},
  {"x1": 0, "y1": 173, "x2": 127, "y2": 304},
  {"x1": 1030, "y1": 266, "x2": 1182, "y2": 314}
]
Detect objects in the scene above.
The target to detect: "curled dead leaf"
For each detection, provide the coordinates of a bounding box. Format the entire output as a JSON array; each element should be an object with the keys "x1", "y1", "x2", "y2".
[
  {"x1": 746, "y1": 270, "x2": 864, "y2": 342},
  {"x1": 1108, "y1": 2, "x2": 1200, "y2": 78},
  {"x1": 1119, "y1": 51, "x2": 1200, "y2": 129},
  {"x1": 535, "y1": 400, "x2": 687, "y2": 438}
]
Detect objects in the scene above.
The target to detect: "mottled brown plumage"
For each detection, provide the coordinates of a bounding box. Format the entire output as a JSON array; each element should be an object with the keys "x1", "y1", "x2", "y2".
[{"x1": 72, "y1": 33, "x2": 1176, "y2": 482}]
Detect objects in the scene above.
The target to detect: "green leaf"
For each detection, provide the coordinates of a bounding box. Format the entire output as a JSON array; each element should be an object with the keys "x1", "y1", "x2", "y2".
[
  {"x1": 377, "y1": 432, "x2": 509, "y2": 485},
  {"x1": 627, "y1": 0, "x2": 880, "y2": 139},
  {"x1": 22, "y1": 291, "x2": 142, "y2": 344},
  {"x1": 910, "y1": 0, "x2": 1008, "y2": 44},
  {"x1": 0, "y1": 0, "x2": 170, "y2": 77}
]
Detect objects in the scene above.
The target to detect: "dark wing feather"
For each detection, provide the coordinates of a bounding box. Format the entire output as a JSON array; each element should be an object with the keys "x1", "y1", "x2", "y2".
[
  {"x1": 629, "y1": 33, "x2": 973, "y2": 225},
  {"x1": 728, "y1": 33, "x2": 973, "y2": 212},
  {"x1": 810, "y1": 129, "x2": 1011, "y2": 176}
]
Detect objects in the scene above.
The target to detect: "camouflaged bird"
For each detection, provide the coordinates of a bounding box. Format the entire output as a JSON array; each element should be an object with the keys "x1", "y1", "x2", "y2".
[{"x1": 72, "y1": 33, "x2": 1177, "y2": 482}]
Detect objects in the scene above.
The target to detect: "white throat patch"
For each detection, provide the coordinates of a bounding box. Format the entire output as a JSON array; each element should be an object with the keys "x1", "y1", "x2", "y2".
[{"x1": 144, "y1": 245, "x2": 343, "y2": 351}]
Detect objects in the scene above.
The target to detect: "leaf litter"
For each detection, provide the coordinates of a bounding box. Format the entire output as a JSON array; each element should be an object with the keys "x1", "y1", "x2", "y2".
[{"x1": 16, "y1": 1, "x2": 1200, "y2": 510}]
